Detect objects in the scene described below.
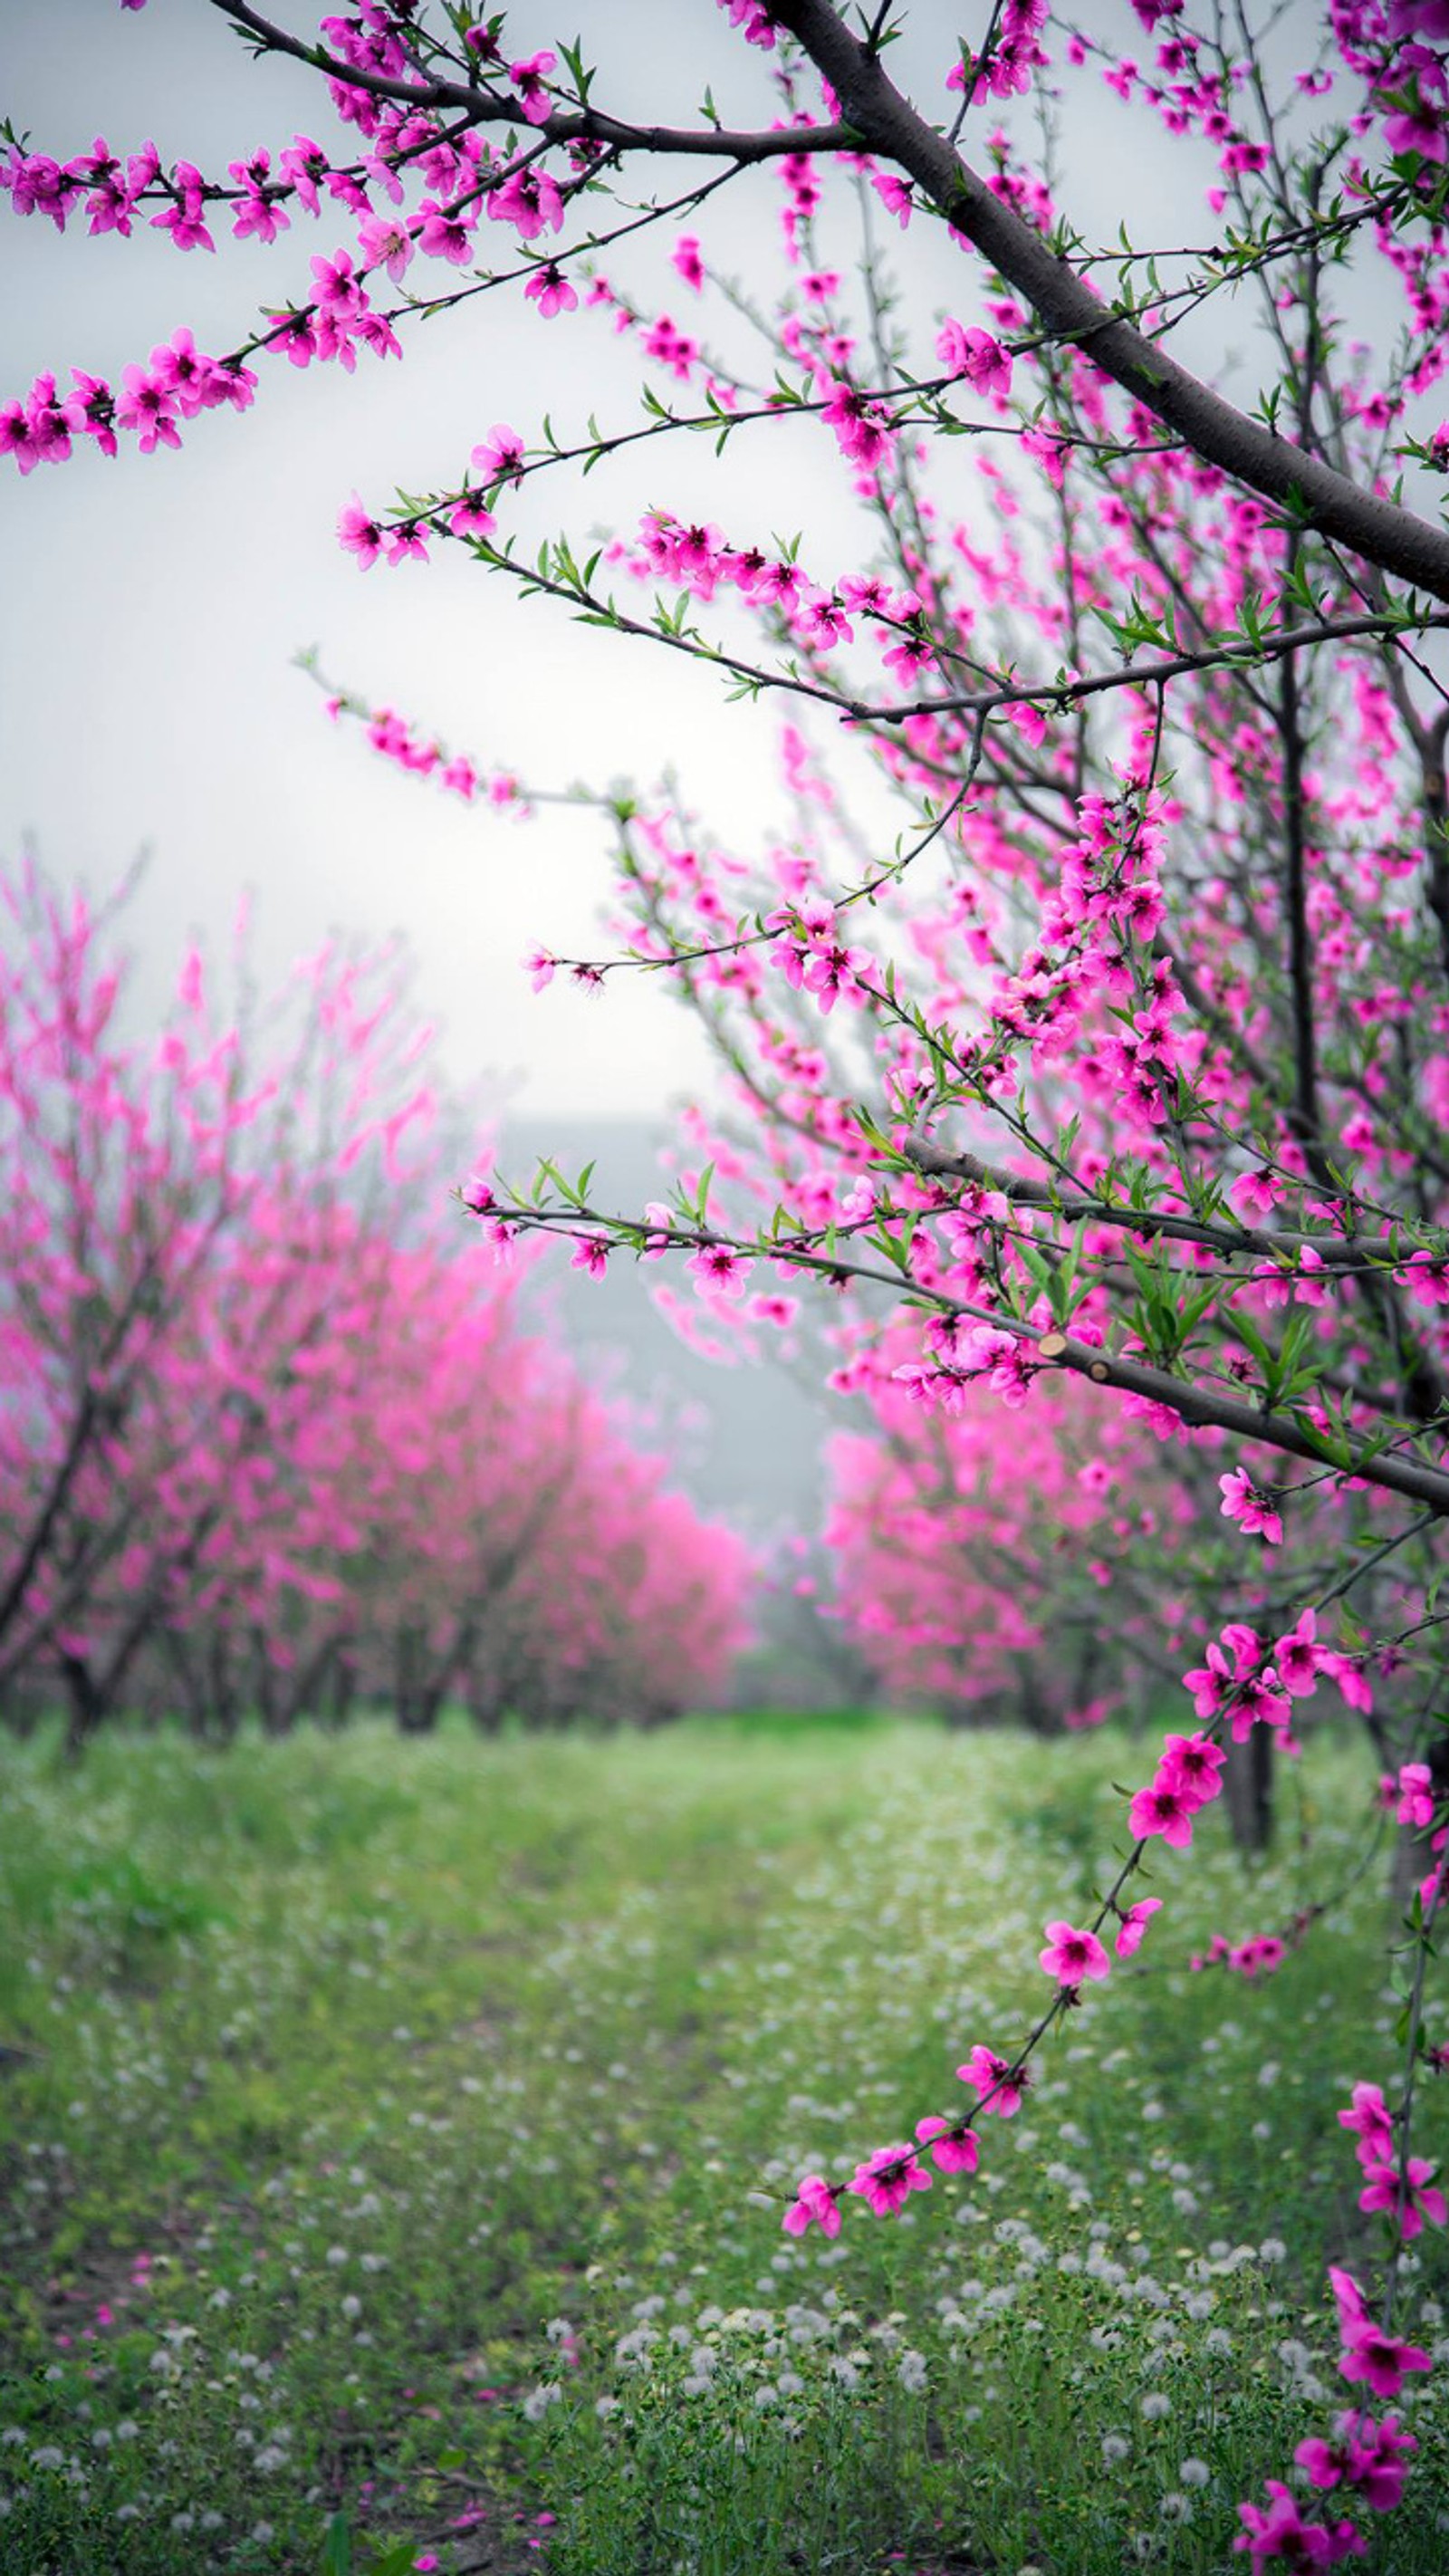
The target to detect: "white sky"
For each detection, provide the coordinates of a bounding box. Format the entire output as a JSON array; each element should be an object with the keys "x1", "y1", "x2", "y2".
[{"x1": 1, "y1": 3, "x2": 1310, "y2": 1118}]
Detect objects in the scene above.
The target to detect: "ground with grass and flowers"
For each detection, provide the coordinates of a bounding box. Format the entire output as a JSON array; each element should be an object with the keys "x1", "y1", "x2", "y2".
[{"x1": 1, "y1": 1711, "x2": 1445, "y2": 2575}]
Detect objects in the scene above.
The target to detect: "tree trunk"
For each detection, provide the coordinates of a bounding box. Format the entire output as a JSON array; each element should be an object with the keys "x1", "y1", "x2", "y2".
[
  {"x1": 1223, "y1": 1725, "x2": 1274, "y2": 1854},
  {"x1": 60, "y1": 1650, "x2": 108, "y2": 1763}
]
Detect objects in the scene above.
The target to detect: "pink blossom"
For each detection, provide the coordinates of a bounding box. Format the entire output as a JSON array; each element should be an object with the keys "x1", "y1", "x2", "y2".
[
  {"x1": 114, "y1": 364, "x2": 181, "y2": 453},
  {"x1": 936, "y1": 320, "x2": 1012, "y2": 399},
  {"x1": 357, "y1": 211, "x2": 415, "y2": 283},
  {"x1": 847, "y1": 2143, "x2": 932, "y2": 2215},
  {"x1": 1382, "y1": 51, "x2": 1449, "y2": 161},
  {"x1": 1233, "y1": 2481, "x2": 1365, "y2": 2563},
  {"x1": 570, "y1": 1237, "x2": 609, "y2": 1279},
  {"x1": 872, "y1": 172, "x2": 914, "y2": 227},
  {"x1": 265, "y1": 308, "x2": 320, "y2": 366},
  {"x1": 1358, "y1": 2154, "x2": 1447, "y2": 2239},
  {"x1": 914, "y1": 2114, "x2": 979, "y2": 2173},
  {"x1": 1219, "y1": 1467, "x2": 1284, "y2": 1545},
  {"x1": 782, "y1": 2171, "x2": 840, "y2": 2236},
  {"x1": 687, "y1": 1244, "x2": 751, "y2": 1297},
  {"x1": 4, "y1": 149, "x2": 73, "y2": 229},
  {"x1": 311, "y1": 246, "x2": 365, "y2": 317},
  {"x1": 62, "y1": 370, "x2": 118, "y2": 457},
  {"x1": 489, "y1": 168, "x2": 563, "y2": 241},
  {"x1": 1228, "y1": 1166, "x2": 1281, "y2": 1223},
  {"x1": 672, "y1": 234, "x2": 705, "y2": 291},
  {"x1": 1332, "y1": 2269, "x2": 1433, "y2": 2397},
  {"x1": 524, "y1": 263, "x2": 578, "y2": 319},
  {"x1": 1319, "y1": 1652, "x2": 1375, "y2": 1716},
  {"x1": 821, "y1": 380, "x2": 895, "y2": 468},
  {"x1": 1128, "y1": 1779, "x2": 1195, "y2": 1847},
  {"x1": 448, "y1": 490, "x2": 496, "y2": 541},
  {"x1": 150, "y1": 328, "x2": 224, "y2": 418},
  {"x1": 509, "y1": 50, "x2": 558, "y2": 123},
  {"x1": 1114, "y1": 1896, "x2": 1163, "y2": 1957},
  {"x1": 523, "y1": 946, "x2": 557, "y2": 992},
  {"x1": 383, "y1": 521, "x2": 429, "y2": 567},
  {"x1": 1039, "y1": 1918, "x2": 1110, "y2": 1986},
  {"x1": 1395, "y1": 1761, "x2": 1435, "y2": 1828},
  {"x1": 149, "y1": 162, "x2": 215, "y2": 253},
  {"x1": 1338, "y1": 2082, "x2": 1395, "y2": 2168},
  {"x1": 417, "y1": 198, "x2": 474, "y2": 263},
  {"x1": 1273, "y1": 1607, "x2": 1322, "y2": 1698},
  {"x1": 472, "y1": 424, "x2": 526, "y2": 484},
  {"x1": 956, "y1": 2045, "x2": 1027, "y2": 2116},
  {"x1": 1183, "y1": 1640, "x2": 1232, "y2": 1720},
  {"x1": 340, "y1": 496, "x2": 383, "y2": 563},
  {"x1": 1295, "y1": 2413, "x2": 1416, "y2": 2514},
  {"x1": 1158, "y1": 1732, "x2": 1227, "y2": 1806},
  {"x1": 229, "y1": 149, "x2": 288, "y2": 243}
]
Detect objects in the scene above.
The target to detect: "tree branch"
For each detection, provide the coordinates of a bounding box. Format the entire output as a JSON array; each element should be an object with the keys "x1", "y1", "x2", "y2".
[{"x1": 771, "y1": 0, "x2": 1449, "y2": 602}]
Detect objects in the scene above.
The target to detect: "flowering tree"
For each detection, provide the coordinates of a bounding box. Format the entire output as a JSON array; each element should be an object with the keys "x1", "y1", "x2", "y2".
[
  {"x1": 822, "y1": 1337, "x2": 1177, "y2": 1728},
  {"x1": 0, "y1": 854, "x2": 750, "y2": 1750},
  {"x1": 10, "y1": 0, "x2": 1449, "y2": 2548}
]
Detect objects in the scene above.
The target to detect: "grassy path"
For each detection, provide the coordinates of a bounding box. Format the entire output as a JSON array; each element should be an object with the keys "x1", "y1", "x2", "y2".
[{"x1": 1, "y1": 1715, "x2": 1445, "y2": 2572}]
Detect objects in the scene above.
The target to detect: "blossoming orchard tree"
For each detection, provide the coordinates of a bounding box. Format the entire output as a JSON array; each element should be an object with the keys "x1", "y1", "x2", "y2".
[
  {"x1": 0, "y1": 855, "x2": 751, "y2": 1751},
  {"x1": 10, "y1": 0, "x2": 1449, "y2": 2549}
]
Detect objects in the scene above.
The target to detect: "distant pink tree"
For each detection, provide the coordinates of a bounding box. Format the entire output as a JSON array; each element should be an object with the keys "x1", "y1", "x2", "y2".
[
  {"x1": 823, "y1": 1325, "x2": 1179, "y2": 1725},
  {"x1": 0, "y1": 855, "x2": 750, "y2": 1751}
]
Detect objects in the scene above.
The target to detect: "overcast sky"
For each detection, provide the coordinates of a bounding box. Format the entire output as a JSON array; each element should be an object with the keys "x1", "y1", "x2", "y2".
[{"x1": 2, "y1": 3, "x2": 1311, "y2": 1125}]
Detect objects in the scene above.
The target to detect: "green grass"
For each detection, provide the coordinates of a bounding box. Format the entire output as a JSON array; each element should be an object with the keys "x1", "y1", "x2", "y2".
[{"x1": 0, "y1": 1715, "x2": 1445, "y2": 2574}]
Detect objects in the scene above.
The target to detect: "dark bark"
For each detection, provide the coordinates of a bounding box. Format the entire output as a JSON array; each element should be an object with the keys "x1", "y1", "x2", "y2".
[
  {"x1": 773, "y1": 0, "x2": 1449, "y2": 601},
  {"x1": 1223, "y1": 1725, "x2": 1275, "y2": 1854}
]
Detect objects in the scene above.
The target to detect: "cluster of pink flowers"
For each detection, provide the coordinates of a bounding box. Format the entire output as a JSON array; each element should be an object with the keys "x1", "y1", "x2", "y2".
[
  {"x1": 1128, "y1": 1729, "x2": 1227, "y2": 1847},
  {"x1": 0, "y1": 331, "x2": 258, "y2": 472},
  {"x1": 320, "y1": 690, "x2": 521, "y2": 811},
  {"x1": 1377, "y1": 1761, "x2": 1437, "y2": 1828},
  {"x1": 1190, "y1": 1930, "x2": 1290, "y2": 1979}
]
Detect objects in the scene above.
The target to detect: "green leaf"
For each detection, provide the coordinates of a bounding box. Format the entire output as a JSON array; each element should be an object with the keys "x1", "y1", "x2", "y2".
[{"x1": 362, "y1": 2543, "x2": 427, "y2": 2576}]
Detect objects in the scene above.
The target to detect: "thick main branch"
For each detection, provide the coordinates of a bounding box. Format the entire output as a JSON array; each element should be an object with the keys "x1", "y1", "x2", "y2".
[{"x1": 772, "y1": 0, "x2": 1449, "y2": 603}]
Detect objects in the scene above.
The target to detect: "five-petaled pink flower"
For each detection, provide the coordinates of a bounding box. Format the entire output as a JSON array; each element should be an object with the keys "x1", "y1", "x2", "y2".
[
  {"x1": 1128, "y1": 1779, "x2": 1195, "y2": 1847},
  {"x1": 524, "y1": 262, "x2": 578, "y2": 319},
  {"x1": 1220, "y1": 1467, "x2": 1284, "y2": 1545},
  {"x1": 936, "y1": 319, "x2": 1012, "y2": 400},
  {"x1": 956, "y1": 2044, "x2": 1028, "y2": 2116},
  {"x1": 782, "y1": 2172, "x2": 840, "y2": 2237},
  {"x1": 1228, "y1": 1165, "x2": 1281, "y2": 1223},
  {"x1": 1039, "y1": 1919, "x2": 1110, "y2": 1987},
  {"x1": 1332, "y1": 2267, "x2": 1432, "y2": 2397},
  {"x1": 337, "y1": 495, "x2": 382, "y2": 567},
  {"x1": 847, "y1": 2144, "x2": 932, "y2": 2215},
  {"x1": 1159, "y1": 1732, "x2": 1227, "y2": 1805},
  {"x1": 1358, "y1": 2154, "x2": 1447, "y2": 2240},
  {"x1": 472, "y1": 423, "x2": 526, "y2": 484},
  {"x1": 914, "y1": 2115, "x2": 979, "y2": 2174}
]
